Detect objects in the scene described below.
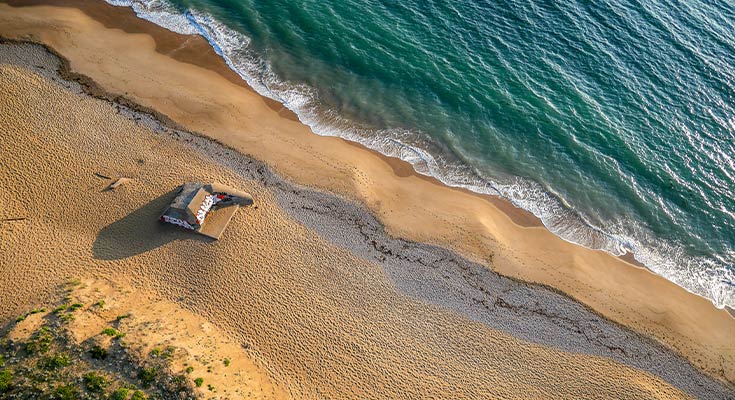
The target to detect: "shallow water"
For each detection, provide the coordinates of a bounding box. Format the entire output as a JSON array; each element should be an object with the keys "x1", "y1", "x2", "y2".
[{"x1": 107, "y1": 0, "x2": 735, "y2": 308}]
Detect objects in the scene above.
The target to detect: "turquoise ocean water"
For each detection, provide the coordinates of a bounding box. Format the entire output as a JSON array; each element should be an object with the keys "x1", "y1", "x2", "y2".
[{"x1": 107, "y1": 0, "x2": 735, "y2": 308}]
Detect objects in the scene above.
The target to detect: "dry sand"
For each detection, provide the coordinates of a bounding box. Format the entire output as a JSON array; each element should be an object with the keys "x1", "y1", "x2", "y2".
[
  {"x1": 0, "y1": 4, "x2": 732, "y2": 387},
  {"x1": 67, "y1": 279, "x2": 285, "y2": 399},
  {"x1": 0, "y1": 40, "x2": 733, "y2": 399},
  {"x1": 6, "y1": 278, "x2": 283, "y2": 399},
  {"x1": 2, "y1": 0, "x2": 732, "y2": 386}
]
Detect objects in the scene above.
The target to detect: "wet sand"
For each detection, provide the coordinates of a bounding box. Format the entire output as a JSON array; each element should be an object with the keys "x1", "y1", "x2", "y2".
[
  {"x1": 0, "y1": 2, "x2": 733, "y2": 398},
  {"x1": 3, "y1": 39, "x2": 734, "y2": 400}
]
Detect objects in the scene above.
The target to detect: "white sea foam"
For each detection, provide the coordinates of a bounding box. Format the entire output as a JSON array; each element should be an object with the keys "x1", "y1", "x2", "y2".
[
  {"x1": 104, "y1": 0, "x2": 735, "y2": 309},
  {"x1": 105, "y1": 0, "x2": 199, "y2": 34}
]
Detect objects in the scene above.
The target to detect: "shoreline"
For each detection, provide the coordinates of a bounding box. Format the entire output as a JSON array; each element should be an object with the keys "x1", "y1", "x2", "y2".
[
  {"x1": 92, "y1": 0, "x2": 661, "y2": 268},
  {"x1": 1, "y1": 40, "x2": 732, "y2": 398},
  {"x1": 0, "y1": 0, "x2": 734, "y2": 387}
]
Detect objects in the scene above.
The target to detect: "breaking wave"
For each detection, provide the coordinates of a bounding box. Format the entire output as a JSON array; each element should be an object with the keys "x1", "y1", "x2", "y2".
[{"x1": 105, "y1": 0, "x2": 735, "y2": 309}]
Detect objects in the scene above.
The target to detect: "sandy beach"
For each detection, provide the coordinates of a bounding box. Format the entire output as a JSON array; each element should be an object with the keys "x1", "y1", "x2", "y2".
[{"x1": 0, "y1": 1, "x2": 733, "y2": 398}]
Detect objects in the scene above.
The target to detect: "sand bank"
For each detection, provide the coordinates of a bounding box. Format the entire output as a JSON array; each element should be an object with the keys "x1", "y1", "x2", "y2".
[{"x1": 0, "y1": 1, "x2": 733, "y2": 394}]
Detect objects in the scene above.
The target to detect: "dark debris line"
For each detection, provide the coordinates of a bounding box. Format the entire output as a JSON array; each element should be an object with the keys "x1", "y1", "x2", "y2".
[{"x1": 1, "y1": 40, "x2": 732, "y2": 399}]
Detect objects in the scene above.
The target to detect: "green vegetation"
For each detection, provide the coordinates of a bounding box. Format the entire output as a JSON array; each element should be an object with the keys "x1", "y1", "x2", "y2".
[
  {"x1": 39, "y1": 353, "x2": 70, "y2": 370},
  {"x1": 137, "y1": 366, "x2": 157, "y2": 388},
  {"x1": 110, "y1": 387, "x2": 129, "y2": 400},
  {"x1": 150, "y1": 346, "x2": 176, "y2": 360},
  {"x1": 102, "y1": 327, "x2": 126, "y2": 338},
  {"x1": 14, "y1": 307, "x2": 46, "y2": 324},
  {"x1": 223, "y1": 357, "x2": 231, "y2": 367},
  {"x1": 185, "y1": 366, "x2": 194, "y2": 374},
  {"x1": 95, "y1": 300, "x2": 106, "y2": 309},
  {"x1": 90, "y1": 345, "x2": 109, "y2": 360},
  {"x1": 0, "y1": 369, "x2": 12, "y2": 393},
  {"x1": 53, "y1": 384, "x2": 79, "y2": 400},
  {"x1": 102, "y1": 328, "x2": 117, "y2": 336},
  {"x1": 131, "y1": 390, "x2": 147, "y2": 400},
  {"x1": 25, "y1": 326, "x2": 53, "y2": 354},
  {"x1": 207, "y1": 384, "x2": 215, "y2": 391},
  {"x1": 58, "y1": 312, "x2": 75, "y2": 324},
  {"x1": 51, "y1": 303, "x2": 79, "y2": 324},
  {"x1": 115, "y1": 314, "x2": 131, "y2": 322},
  {"x1": 66, "y1": 279, "x2": 82, "y2": 287},
  {"x1": 83, "y1": 371, "x2": 107, "y2": 392},
  {"x1": 194, "y1": 377, "x2": 203, "y2": 387},
  {"x1": 0, "y1": 295, "x2": 197, "y2": 399}
]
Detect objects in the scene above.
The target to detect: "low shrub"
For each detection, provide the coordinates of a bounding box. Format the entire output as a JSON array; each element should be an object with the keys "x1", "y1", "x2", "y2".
[
  {"x1": 102, "y1": 328, "x2": 125, "y2": 338},
  {"x1": 138, "y1": 366, "x2": 157, "y2": 388},
  {"x1": 115, "y1": 314, "x2": 131, "y2": 322},
  {"x1": 131, "y1": 390, "x2": 147, "y2": 400},
  {"x1": 83, "y1": 372, "x2": 107, "y2": 392},
  {"x1": 89, "y1": 345, "x2": 108, "y2": 360},
  {"x1": 58, "y1": 313, "x2": 75, "y2": 323},
  {"x1": 110, "y1": 387, "x2": 129, "y2": 400},
  {"x1": 0, "y1": 369, "x2": 12, "y2": 393},
  {"x1": 53, "y1": 384, "x2": 79, "y2": 400},
  {"x1": 39, "y1": 353, "x2": 70, "y2": 370}
]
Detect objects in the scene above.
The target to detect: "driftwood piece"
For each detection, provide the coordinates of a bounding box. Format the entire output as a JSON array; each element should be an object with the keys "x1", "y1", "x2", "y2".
[{"x1": 105, "y1": 177, "x2": 133, "y2": 191}]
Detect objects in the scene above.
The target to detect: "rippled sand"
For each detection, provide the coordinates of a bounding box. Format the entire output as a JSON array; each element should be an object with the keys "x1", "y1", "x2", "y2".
[
  {"x1": 0, "y1": 3, "x2": 733, "y2": 389},
  {"x1": 1, "y1": 40, "x2": 733, "y2": 399}
]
